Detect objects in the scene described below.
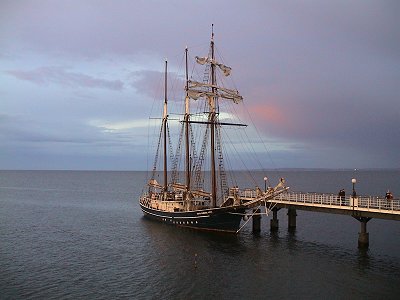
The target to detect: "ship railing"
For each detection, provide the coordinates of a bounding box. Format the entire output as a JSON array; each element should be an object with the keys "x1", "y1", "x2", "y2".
[
  {"x1": 230, "y1": 188, "x2": 283, "y2": 200},
  {"x1": 141, "y1": 192, "x2": 184, "y2": 202},
  {"x1": 273, "y1": 192, "x2": 400, "y2": 212},
  {"x1": 142, "y1": 191, "x2": 212, "y2": 206}
]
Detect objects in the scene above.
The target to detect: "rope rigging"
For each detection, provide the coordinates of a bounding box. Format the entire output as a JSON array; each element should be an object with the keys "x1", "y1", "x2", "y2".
[
  {"x1": 151, "y1": 122, "x2": 164, "y2": 181},
  {"x1": 146, "y1": 37, "x2": 282, "y2": 202}
]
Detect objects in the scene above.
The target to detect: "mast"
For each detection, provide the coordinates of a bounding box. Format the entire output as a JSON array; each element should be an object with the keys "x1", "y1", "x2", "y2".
[
  {"x1": 163, "y1": 59, "x2": 168, "y2": 195},
  {"x1": 184, "y1": 47, "x2": 191, "y2": 196},
  {"x1": 210, "y1": 24, "x2": 217, "y2": 207},
  {"x1": 185, "y1": 25, "x2": 240, "y2": 206}
]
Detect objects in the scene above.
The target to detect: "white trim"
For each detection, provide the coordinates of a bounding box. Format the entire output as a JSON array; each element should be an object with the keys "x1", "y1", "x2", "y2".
[{"x1": 142, "y1": 207, "x2": 210, "y2": 219}]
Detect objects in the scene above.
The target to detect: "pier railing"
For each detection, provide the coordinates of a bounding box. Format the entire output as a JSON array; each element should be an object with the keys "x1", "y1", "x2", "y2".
[{"x1": 273, "y1": 192, "x2": 400, "y2": 213}]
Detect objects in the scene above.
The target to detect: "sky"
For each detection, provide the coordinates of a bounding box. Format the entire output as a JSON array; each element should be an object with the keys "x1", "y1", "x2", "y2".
[{"x1": 1, "y1": 0, "x2": 399, "y2": 170}]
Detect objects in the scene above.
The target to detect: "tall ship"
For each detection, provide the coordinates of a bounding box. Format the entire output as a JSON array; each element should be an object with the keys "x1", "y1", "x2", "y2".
[{"x1": 139, "y1": 27, "x2": 288, "y2": 233}]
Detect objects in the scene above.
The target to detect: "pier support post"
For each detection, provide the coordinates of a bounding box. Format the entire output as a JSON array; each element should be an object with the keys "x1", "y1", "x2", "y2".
[
  {"x1": 252, "y1": 208, "x2": 261, "y2": 233},
  {"x1": 270, "y1": 208, "x2": 279, "y2": 231},
  {"x1": 287, "y1": 208, "x2": 297, "y2": 231},
  {"x1": 354, "y1": 217, "x2": 371, "y2": 248}
]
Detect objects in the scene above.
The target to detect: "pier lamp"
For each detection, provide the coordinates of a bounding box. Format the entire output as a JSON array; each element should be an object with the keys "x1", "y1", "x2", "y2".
[
  {"x1": 264, "y1": 177, "x2": 268, "y2": 192},
  {"x1": 352, "y1": 178, "x2": 357, "y2": 197}
]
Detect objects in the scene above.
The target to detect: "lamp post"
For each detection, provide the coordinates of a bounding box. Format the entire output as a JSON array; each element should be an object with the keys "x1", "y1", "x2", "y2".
[
  {"x1": 264, "y1": 177, "x2": 268, "y2": 192},
  {"x1": 352, "y1": 178, "x2": 357, "y2": 197}
]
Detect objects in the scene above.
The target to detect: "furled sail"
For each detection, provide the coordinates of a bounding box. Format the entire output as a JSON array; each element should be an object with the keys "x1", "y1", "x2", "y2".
[
  {"x1": 148, "y1": 178, "x2": 163, "y2": 189},
  {"x1": 218, "y1": 64, "x2": 231, "y2": 76},
  {"x1": 219, "y1": 92, "x2": 242, "y2": 103},
  {"x1": 195, "y1": 56, "x2": 232, "y2": 76},
  {"x1": 170, "y1": 183, "x2": 186, "y2": 191},
  {"x1": 187, "y1": 89, "x2": 216, "y2": 100},
  {"x1": 187, "y1": 81, "x2": 243, "y2": 103},
  {"x1": 195, "y1": 56, "x2": 210, "y2": 65}
]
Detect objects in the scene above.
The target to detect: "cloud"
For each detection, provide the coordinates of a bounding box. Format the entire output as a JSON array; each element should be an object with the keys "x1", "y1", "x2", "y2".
[
  {"x1": 0, "y1": 113, "x2": 150, "y2": 162},
  {"x1": 89, "y1": 119, "x2": 150, "y2": 132},
  {"x1": 1, "y1": 1, "x2": 399, "y2": 170},
  {"x1": 129, "y1": 69, "x2": 185, "y2": 100},
  {"x1": 248, "y1": 103, "x2": 286, "y2": 126},
  {"x1": 6, "y1": 66, "x2": 124, "y2": 90},
  {"x1": 129, "y1": 70, "x2": 164, "y2": 99}
]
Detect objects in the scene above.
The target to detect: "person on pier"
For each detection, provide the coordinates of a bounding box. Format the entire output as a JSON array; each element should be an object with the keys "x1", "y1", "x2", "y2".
[
  {"x1": 385, "y1": 190, "x2": 393, "y2": 200},
  {"x1": 385, "y1": 190, "x2": 393, "y2": 209},
  {"x1": 338, "y1": 189, "x2": 345, "y2": 205}
]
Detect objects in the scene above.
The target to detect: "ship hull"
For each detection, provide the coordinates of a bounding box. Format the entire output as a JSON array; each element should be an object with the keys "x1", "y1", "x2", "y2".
[{"x1": 139, "y1": 203, "x2": 246, "y2": 233}]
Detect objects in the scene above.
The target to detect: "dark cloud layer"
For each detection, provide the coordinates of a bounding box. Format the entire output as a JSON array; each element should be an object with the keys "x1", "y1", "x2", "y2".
[{"x1": 7, "y1": 66, "x2": 123, "y2": 90}]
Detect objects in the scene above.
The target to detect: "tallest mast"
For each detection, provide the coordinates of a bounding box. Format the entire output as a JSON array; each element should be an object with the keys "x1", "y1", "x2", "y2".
[
  {"x1": 210, "y1": 24, "x2": 217, "y2": 207},
  {"x1": 184, "y1": 47, "x2": 191, "y2": 196},
  {"x1": 163, "y1": 59, "x2": 168, "y2": 195}
]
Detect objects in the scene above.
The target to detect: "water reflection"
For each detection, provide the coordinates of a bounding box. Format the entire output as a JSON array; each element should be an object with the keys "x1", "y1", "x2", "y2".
[
  {"x1": 141, "y1": 215, "x2": 398, "y2": 276},
  {"x1": 357, "y1": 248, "x2": 371, "y2": 272}
]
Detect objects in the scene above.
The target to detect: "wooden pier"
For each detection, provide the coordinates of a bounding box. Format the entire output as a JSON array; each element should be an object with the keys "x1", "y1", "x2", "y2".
[{"x1": 257, "y1": 192, "x2": 400, "y2": 248}]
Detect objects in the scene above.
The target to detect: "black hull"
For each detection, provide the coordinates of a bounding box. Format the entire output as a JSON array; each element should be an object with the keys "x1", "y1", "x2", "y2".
[{"x1": 140, "y1": 203, "x2": 246, "y2": 233}]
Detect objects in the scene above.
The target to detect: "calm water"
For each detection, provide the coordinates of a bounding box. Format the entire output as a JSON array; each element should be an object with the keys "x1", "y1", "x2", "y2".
[{"x1": 1, "y1": 170, "x2": 399, "y2": 299}]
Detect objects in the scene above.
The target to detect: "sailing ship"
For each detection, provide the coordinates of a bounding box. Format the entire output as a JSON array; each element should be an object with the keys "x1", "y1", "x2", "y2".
[{"x1": 139, "y1": 27, "x2": 288, "y2": 233}]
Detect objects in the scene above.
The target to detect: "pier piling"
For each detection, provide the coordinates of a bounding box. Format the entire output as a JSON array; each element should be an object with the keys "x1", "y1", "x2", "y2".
[
  {"x1": 252, "y1": 208, "x2": 261, "y2": 232},
  {"x1": 270, "y1": 208, "x2": 279, "y2": 231},
  {"x1": 354, "y1": 217, "x2": 371, "y2": 248},
  {"x1": 287, "y1": 208, "x2": 297, "y2": 231}
]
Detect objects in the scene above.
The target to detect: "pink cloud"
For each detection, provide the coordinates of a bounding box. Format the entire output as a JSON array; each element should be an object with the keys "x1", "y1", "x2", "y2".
[
  {"x1": 249, "y1": 104, "x2": 285, "y2": 125},
  {"x1": 6, "y1": 66, "x2": 123, "y2": 90},
  {"x1": 246, "y1": 99, "x2": 314, "y2": 140}
]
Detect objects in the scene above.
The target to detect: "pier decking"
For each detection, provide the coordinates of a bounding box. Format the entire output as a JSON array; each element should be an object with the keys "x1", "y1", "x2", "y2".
[
  {"x1": 271, "y1": 192, "x2": 400, "y2": 220},
  {"x1": 252, "y1": 192, "x2": 400, "y2": 248}
]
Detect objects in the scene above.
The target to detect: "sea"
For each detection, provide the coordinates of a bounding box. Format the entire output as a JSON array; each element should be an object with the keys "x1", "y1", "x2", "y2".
[{"x1": 1, "y1": 170, "x2": 399, "y2": 299}]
